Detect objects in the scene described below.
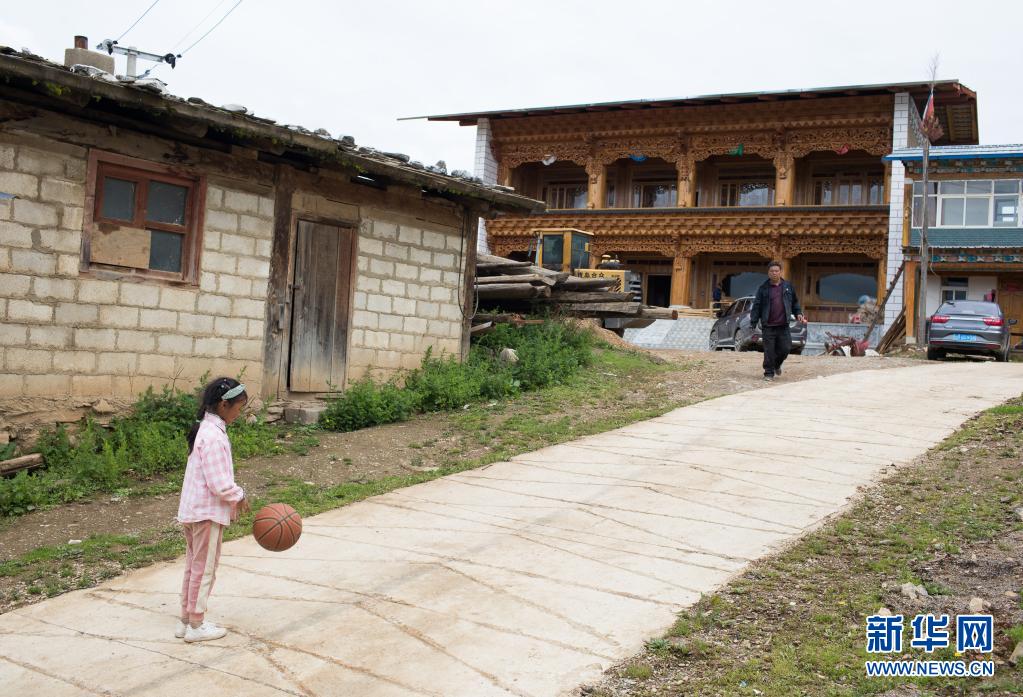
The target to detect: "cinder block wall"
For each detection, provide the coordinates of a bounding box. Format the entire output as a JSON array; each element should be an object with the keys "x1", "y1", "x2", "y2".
[
  {"x1": 350, "y1": 217, "x2": 467, "y2": 381},
  {"x1": 0, "y1": 138, "x2": 273, "y2": 401}
]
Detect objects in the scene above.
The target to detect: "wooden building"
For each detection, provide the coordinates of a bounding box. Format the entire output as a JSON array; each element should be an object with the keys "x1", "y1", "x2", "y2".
[
  {"x1": 0, "y1": 44, "x2": 538, "y2": 420},
  {"x1": 885, "y1": 144, "x2": 1023, "y2": 340},
  {"x1": 424, "y1": 82, "x2": 979, "y2": 321}
]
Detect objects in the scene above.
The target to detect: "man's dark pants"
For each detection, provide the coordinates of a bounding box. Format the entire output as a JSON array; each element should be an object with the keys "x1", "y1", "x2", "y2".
[{"x1": 762, "y1": 324, "x2": 791, "y2": 377}]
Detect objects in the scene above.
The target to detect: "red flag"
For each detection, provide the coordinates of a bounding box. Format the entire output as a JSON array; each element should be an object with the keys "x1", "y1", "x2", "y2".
[
  {"x1": 834, "y1": 144, "x2": 850, "y2": 155},
  {"x1": 920, "y1": 89, "x2": 944, "y2": 142}
]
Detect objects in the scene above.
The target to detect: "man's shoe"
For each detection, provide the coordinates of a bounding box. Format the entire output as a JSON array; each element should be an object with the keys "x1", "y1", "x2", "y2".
[
  {"x1": 763, "y1": 373, "x2": 775, "y2": 381},
  {"x1": 775, "y1": 366, "x2": 782, "y2": 376},
  {"x1": 174, "y1": 620, "x2": 187, "y2": 639},
  {"x1": 184, "y1": 621, "x2": 227, "y2": 643}
]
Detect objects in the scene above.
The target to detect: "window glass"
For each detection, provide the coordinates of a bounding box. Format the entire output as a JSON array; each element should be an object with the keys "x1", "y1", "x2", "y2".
[
  {"x1": 940, "y1": 181, "x2": 965, "y2": 194},
  {"x1": 912, "y1": 196, "x2": 937, "y2": 226},
  {"x1": 964, "y1": 197, "x2": 990, "y2": 226},
  {"x1": 146, "y1": 181, "x2": 189, "y2": 225},
  {"x1": 817, "y1": 272, "x2": 877, "y2": 303},
  {"x1": 541, "y1": 234, "x2": 564, "y2": 270},
  {"x1": 993, "y1": 180, "x2": 1019, "y2": 194},
  {"x1": 722, "y1": 272, "x2": 767, "y2": 298},
  {"x1": 869, "y1": 180, "x2": 884, "y2": 204},
  {"x1": 101, "y1": 177, "x2": 136, "y2": 221},
  {"x1": 940, "y1": 197, "x2": 964, "y2": 226},
  {"x1": 633, "y1": 183, "x2": 677, "y2": 208},
  {"x1": 966, "y1": 180, "x2": 992, "y2": 194},
  {"x1": 994, "y1": 196, "x2": 1019, "y2": 226},
  {"x1": 149, "y1": 230, "x2": 184, "y2": 272},
  {"x1": 913, "y1": 181, "x2": 938, "y2": 195}
]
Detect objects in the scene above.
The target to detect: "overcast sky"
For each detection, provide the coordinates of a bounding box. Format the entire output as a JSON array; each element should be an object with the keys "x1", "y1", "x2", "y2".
[{"x1": 3, "y1": 1, "x2": 1022, "y2": 173}]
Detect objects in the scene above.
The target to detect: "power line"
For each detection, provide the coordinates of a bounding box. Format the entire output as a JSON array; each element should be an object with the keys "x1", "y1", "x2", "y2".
[
  {"x1": 180, "y1": 0, "x2": 245, "y2": 55},
  {"x1": 116, "y1": 0, "x2": 162, "y2": 42},
  {"x1": 171, "y1": 0, "x2": 231, "y2": 51}
]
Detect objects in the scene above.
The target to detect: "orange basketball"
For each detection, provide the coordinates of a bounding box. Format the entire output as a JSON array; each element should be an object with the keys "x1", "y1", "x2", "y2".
[{"x1": 252, "y1": 503, "x2": 302, "y2": 552}]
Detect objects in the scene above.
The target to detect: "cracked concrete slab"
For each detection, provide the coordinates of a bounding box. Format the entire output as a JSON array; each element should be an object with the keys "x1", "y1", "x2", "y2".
[{"x1": 2, "y1": 362, "x2": 1022, "y2": 696}]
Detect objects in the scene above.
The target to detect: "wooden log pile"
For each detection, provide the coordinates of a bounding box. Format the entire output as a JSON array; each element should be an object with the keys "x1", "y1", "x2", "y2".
[{"x1": 473, "y1": 253, "x2": 678, "y2": 321}]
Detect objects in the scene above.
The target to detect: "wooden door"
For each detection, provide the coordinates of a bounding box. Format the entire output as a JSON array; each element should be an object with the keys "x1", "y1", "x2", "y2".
[
  {"x1": 999, "y1": 276, "x2": 1023, "y2": 348},
  {"x1": 289, "y1": 220, "x2": 355, "y2": 392}
]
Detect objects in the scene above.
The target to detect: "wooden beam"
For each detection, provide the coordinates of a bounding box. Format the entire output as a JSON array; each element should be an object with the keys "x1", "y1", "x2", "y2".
[
  {"x1": 474, "y1": 273, "x2": 556, "y2": 286},
  {"x1": 474, "y1": 283, "x2": 552, "y2": 299},
  {"x1": 549, "y1": 291, "x2": 637, "y2": 303},
  {"x1": 0, "y1": 453, "x2": 43, "y2": 475}
]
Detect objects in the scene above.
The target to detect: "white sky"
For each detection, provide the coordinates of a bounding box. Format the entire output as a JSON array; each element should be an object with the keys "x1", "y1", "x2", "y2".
[{"x1": 2, "y1": 1, "x2": 1022, "y2": 174}]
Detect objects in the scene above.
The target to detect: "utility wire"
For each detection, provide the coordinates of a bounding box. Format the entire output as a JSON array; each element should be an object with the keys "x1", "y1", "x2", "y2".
[
  {"x1": 180, "y1": 0, "x2": 245, "y2": 55},
  {"x1": 171, "y1": 0, "x2": 231, "y2": 51},
  {"x1": 116, "y1": 0, "x2": 162, "y2": 42}
]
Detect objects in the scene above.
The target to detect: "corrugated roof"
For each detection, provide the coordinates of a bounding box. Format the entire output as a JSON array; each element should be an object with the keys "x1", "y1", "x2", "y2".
[
  {"x1": 410, "y1": 80, "x2": 976, "y2": 125},
  {"x1": 909, "y1": 228, "x2": 1023, "y2": 248},
  {"x1": 887, "y1": 144, "x2": 1023, "y2": 162}
]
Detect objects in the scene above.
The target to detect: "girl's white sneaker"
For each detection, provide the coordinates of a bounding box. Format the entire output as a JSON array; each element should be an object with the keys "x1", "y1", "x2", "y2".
[
  {"x1": 174, "y1": 620, "x2": 187, "y2": 639},
  {"x1": 184, "y1": 621, "x2": 227, "y2": 643}
]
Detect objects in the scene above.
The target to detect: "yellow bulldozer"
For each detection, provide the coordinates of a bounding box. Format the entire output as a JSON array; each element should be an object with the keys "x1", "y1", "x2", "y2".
[{"x1": 529, "y1": 228, "x2": 641, "y2": 298}]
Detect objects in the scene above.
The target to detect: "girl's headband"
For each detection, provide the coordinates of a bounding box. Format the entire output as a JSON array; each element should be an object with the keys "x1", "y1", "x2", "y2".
[{"x1": 222, "y1": 383, "x2": 246, "y2": 400}]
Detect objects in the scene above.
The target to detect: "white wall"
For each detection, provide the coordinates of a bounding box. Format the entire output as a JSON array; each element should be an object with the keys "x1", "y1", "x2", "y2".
[{"x1": 925, "y1": 274, "x2": 999, "y2": 314}]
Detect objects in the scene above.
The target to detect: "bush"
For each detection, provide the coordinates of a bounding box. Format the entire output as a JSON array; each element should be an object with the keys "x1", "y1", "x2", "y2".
[
  {"x1": 319, "y1": 318, "x2": 594, "y2": 432},
  {"x1": 0, "y1": 383, "x2": 283, "y2": 517},
  {"x1": 319, "y1": 378, "x2": 419, "y2": 432}
]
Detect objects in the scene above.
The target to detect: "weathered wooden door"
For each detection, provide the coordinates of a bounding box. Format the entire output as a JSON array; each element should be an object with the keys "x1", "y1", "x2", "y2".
[
  {"x1": 999, "y1": 276, "x2": 1023, "y2": 346},
  {"x1": 289, "y1": 220, "x2": 355, "y2": 392}
]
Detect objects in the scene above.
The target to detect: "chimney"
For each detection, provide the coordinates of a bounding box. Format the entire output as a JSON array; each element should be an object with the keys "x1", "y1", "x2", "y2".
[{"x1": 64, "y1": 35, "x2": 115, "y2": 74}]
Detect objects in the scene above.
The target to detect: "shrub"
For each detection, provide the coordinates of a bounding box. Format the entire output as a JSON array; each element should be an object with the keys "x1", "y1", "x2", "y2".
[
  {"x1": 319, "y1": 318, "x2": 594, "y2": 432},
  {"x1": 0, "y1": 381, "x2": 284, "y2": 517},
  {"x1": 319, "y1": 378, "x2": 419, "y2": 432}
]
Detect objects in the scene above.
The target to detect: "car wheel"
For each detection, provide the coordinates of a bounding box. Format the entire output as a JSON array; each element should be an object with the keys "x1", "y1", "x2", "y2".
[
  {"x1": 734, "y1": 330, "x2": 745, "y2": 352},
  {"x1": 790, "y1": 348, "x2": 803, "y2": 356},
  {"x1": 995, "y1": 347, "x2": 1010, "y2": 362},
  {"x1": 926, "y1": 347, "x2": 945, "y2": 361},
  {"x1": 709, "y1": 331, "x2": 718, "y2": 351}
]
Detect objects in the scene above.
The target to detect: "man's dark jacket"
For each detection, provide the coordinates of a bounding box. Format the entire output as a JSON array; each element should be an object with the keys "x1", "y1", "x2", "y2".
[{"x1": 748, "y1": 279, "x2": 802, "y2": 330}]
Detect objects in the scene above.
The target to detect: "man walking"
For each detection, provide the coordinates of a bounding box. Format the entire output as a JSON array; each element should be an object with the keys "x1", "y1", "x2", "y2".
[{"x1": 749, "y1": 261, "x2": 806, "y2": 380}]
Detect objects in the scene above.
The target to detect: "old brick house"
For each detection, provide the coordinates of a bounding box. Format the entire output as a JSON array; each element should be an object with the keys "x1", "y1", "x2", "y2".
[{"x1": 0, "y1": 44, "x2": 539, "y2": 420}]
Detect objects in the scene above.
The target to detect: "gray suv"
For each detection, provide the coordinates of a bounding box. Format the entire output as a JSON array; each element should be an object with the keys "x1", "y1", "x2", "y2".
[
  {"x1": 926, "y1": 300, "x2": 1016, "y2": 361},
  {"x1": 709, "y1": 295, "x2": 807, "y2": 353}
]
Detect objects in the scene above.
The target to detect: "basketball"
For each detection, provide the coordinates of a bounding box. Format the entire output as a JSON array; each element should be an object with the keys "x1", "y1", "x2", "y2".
[{"x1": 252, "y1": 503, "x2": 302, "y2": 552}]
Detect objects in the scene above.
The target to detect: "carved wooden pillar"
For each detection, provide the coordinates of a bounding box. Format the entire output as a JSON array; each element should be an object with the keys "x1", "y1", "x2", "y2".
[
  {"x1": 676, "y1": 157, "x2": 696, "y2": 207},
  {"x1": 876, "y1": 254, "x2": 888, "y2": 302},
  {"x1": 585, "y1": 159, "x2": 606, "y2": 210},
  {"x1": 497, "y1": 162, "x2": 512, "y2": 188},
  {"x1": 671, "y1": 253, "x2": 693, "y2": 306},
  {"x1": 773, "y1": 153, "x2": 796, "y2": 206},
  {"x1": 904, "y1": 259, "x2": 919, "y2": 343}
]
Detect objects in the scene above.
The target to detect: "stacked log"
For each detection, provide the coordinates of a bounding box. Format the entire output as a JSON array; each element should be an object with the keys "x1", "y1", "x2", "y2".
[{"x1": 473, "y1": 253, "x2": 678, "y2": 321}]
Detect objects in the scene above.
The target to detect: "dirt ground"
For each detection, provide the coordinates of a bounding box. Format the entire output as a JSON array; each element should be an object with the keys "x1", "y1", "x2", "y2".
[{"x1": 0, "y1": 350, "x2": 916, "y2": 563}]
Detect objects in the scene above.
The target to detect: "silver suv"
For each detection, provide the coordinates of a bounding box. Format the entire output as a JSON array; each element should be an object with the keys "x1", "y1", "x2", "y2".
[{"x1": 926, "y1": 300, "x2": 1016, "y2": 362}]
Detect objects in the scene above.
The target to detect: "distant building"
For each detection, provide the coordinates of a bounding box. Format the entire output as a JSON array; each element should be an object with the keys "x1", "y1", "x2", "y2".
[
  {"x1": 885, "y1": 144, "x2": 1023, "y2": 338},
  {"x1": 422, "y1": 81, "x2": 979, "y2": 320}
]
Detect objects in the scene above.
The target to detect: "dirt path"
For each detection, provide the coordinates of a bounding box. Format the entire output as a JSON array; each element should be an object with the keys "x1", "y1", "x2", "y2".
[{"x1": 0, "y1": 351, "x2": 917, "y2": 561}]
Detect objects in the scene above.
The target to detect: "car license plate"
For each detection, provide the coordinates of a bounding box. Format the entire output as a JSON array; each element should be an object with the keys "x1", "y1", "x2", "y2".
[{"x1": 951, "y1": 333, "x2": 978, "y2": 342}]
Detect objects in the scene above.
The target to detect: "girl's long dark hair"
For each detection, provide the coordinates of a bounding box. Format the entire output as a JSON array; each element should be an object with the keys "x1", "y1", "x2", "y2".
[{"x1": 187, "y1": 377, "x2": 247, "y2": 454}]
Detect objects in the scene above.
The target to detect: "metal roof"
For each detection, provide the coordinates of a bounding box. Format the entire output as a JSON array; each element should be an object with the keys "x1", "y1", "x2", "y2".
[
  {"x1": 887, "y1": 144, "x2": 1023, "y2": 162},
  {"x1": 909, "y1": 228, "x2": 1023, "y2": 248},
  {"x1": 409, "y1": 80, "x2": 976, "y2": 125}
]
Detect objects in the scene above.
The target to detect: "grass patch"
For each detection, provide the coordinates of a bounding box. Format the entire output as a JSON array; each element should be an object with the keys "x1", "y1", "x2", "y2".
[
  {"x1": 319, "y1": 319, "x2": 597, "y2": 431},
  {"x1": 0, "y1": 382, "x2": 317, "y2": 518}
]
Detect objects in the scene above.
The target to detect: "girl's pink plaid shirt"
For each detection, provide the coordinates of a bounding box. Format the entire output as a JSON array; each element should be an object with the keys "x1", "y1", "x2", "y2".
[{"x1": 177, "y1": 413, "x2": 244, "y2": 526}]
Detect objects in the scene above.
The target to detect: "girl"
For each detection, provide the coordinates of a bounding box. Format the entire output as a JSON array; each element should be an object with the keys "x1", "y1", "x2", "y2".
[{"x1": 175, "y1": 377, "x2": 250, "y2": 643}]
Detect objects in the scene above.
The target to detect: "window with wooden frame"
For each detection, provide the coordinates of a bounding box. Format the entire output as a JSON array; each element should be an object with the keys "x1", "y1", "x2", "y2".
[
  {"x1": 718, "y1": 180, "x2": 774, "y2": 207},
  {"x1": 541, "y1": 182, "x2": 587, "y2": 209},
  {"x1": 85, "y1": 152, "x2": 204, "y2": 282},
  {"x1": 812, "y1": 170, "x2": 884, "y2": 205}
]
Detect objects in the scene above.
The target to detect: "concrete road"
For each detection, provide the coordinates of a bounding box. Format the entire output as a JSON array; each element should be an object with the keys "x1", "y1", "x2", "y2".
[{"x1": 3, "y1": 362, "x2": 1023, "y2": 697}]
